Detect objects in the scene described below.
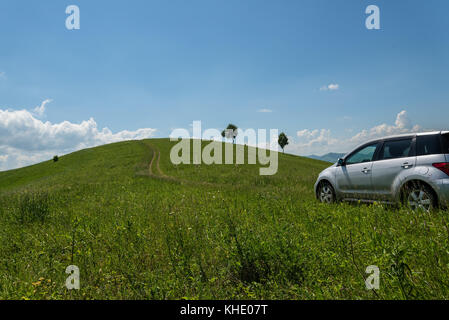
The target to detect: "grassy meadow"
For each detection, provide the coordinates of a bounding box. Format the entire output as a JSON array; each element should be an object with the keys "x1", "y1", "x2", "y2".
[{"x1": 0, "y1": 138, "x2": 449, "y2": 299}]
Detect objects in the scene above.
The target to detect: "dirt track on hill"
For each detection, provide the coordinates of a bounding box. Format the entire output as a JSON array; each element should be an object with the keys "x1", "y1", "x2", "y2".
[
  {"x1": 148, "y1": 145, "x2": 172, "y2": 180},
  {"x1": 146, "y1": 142, "x2": 219, "y2": 187}
]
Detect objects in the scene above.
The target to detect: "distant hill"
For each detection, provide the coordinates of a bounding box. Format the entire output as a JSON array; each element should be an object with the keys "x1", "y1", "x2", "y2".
[{"x1": 307, "y1": 152, "x2": 346, "y2": 163}]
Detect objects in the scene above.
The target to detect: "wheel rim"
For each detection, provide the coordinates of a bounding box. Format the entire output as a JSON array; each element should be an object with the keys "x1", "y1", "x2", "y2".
[
  {"x1": 407, "y1": 188, "x2": 432, "y2": 212},
  {"x1": 320, "y1": 185, "x2": 333, "y2": 203}
]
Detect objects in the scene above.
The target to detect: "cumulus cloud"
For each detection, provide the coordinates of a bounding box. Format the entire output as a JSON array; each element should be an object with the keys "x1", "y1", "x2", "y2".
[
  {"x1": 320, "y1": 83, "x2": 339, "y2": 91},
  {"x1": 287, "y1": 110, "x2": 425, "y2": 156},
  {"x1": 0, "y1": 106, "x2": 157, "y2": 171},
  {"x1": 257, "y1": 108, "x2": 273, "y2": 113},
  {"x1": 294, "y1": 129, "x2": 339, "y2": 155},
  {"x1": 33, "y1": 99, "x2": 53, "y2": 117},
  {"x1": 348, "y1": 110, "x2": 421, "y2": 145}
]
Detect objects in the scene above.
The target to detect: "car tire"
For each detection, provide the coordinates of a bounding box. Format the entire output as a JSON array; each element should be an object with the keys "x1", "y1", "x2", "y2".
[
  {"x1": 403, "y1": 182, "x2": 437, "y2": 212},
  {"x1": 318, "y1": 181, "x2": 336, "y2": 204}
]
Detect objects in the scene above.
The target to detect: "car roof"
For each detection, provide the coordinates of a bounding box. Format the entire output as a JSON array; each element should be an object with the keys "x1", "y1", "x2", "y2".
[{"x1": 368, "y1": 131, "x2": 444, "y2": 143}]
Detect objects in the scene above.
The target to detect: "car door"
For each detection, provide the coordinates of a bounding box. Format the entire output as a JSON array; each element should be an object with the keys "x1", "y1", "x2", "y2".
[
  {"x1": 336, "y1": 142, "x2": 380, "y2": 199},
  {"x1": 371, "y1": 137, "x2": 416, "y2": 200}
]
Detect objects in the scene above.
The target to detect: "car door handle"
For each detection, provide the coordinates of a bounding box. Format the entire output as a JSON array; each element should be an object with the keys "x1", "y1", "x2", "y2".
[
  {"x1": 361, "y1": 168, "x2": 371, "y2": 174},
  {"x1": 401, "y1": 162, "x2": 413, "y2": 169}
]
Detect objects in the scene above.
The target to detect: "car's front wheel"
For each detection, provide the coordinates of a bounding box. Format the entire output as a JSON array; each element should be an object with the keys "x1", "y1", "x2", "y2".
[
  {"x1": 403, "y1": 182, "x2": 437, "y2": 212},
  {"x1": 318, "y1": 181, "x2": 336, "y2": 204}
]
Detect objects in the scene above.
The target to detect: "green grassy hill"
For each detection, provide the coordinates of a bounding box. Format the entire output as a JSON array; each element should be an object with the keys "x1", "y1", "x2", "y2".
[{"x1": 0, "y1": 139, "x2": 448, "y2": 299}]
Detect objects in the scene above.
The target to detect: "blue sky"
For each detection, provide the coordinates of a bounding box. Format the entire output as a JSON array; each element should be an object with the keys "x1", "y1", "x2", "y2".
[{"x1": 1, "y1": 0, "x2": 448, "y2": 169}]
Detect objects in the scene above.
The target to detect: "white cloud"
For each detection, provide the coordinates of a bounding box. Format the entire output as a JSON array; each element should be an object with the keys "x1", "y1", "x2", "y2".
[
  {"x1": 320, "y1": 83, "x2": 339, "y2": 91},
  {"x1": 0, "y1": 72, "x2": 5, "y2": 79},
  {"x1": 0, "y1": 106, "x2": 157, "y2": 171},
  {"x1": 287, "y1": 110, "x2": 425, "y2": 156},
  {"x1": 348, "y1": 110, "x2": 421, "y2": 145},
  {"x1": 257, "y1": 108, "x2": 273, "y2": 113},
  {"x1": 294, "y1": 129, "x2": 339, "y2": 155},
  {"x1": 33, "y1": 99, "x2": 52, "y2": 117}
]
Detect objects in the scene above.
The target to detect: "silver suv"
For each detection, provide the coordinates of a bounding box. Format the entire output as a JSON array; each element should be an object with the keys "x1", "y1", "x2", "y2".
[{"x1": 314, "y1": 131, "x2": 449, "y2": 211}]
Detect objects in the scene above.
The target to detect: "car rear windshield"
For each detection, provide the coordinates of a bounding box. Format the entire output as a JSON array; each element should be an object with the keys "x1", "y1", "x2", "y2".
[
  {"x1": 416, "y1": 134, "x2": 442, "y2": 156},
  {"x1": 442, "y1": 133, "x2": 449, "y2": 154}
]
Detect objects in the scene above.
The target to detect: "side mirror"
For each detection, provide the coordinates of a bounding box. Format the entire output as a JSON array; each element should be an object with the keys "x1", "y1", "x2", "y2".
[{"x1": 337, "y1": 158, "x2": 345, "y2": 166}]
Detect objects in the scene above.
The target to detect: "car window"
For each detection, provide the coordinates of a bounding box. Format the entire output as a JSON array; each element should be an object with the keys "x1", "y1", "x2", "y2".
[
  {"x1": 442, "y1": 133, "x2": 449, "y2": 154},
  {"x1": 346, "y1": 144, "x2": 378, "y2": 165},
  {"x1": 417, "y1": 135, "x2": 442, "y2": 156},
  {"x1": 379, "y1": 138, "x2": 413, "y2": 160}
]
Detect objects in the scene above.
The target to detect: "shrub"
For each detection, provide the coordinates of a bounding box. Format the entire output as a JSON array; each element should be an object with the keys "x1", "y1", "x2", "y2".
[{"x1": 53, "y1": 155, "x2": 59, "y2": 162}]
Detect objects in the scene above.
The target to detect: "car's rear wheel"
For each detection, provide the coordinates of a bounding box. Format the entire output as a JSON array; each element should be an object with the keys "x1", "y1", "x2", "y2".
[
  {"x1": 403, "y1": 182, "x2": 437, "y2": 212},
  {"x1": 318, "y1": 181, "x2": 336, "y2": 204}
]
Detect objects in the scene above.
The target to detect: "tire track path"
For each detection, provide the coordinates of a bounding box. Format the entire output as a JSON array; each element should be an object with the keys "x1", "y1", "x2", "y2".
[
  {"x1": 148, "y1": 145, "x2": 173, "y2": 180},
  {"x1": 145, "y1": 142, "x2": 220, "y2": 187}
]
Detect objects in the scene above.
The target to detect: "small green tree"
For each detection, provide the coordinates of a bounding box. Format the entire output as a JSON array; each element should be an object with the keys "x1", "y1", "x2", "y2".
[
  {"x1": 53, "y1": 155, "x2": 59, "y2": 162},
  {"x1": 224, "y1": 124, "x2": 238, "y2": 144},
  {"x1": 278, "y1": 132, "x2": 289, "y2": 153}
]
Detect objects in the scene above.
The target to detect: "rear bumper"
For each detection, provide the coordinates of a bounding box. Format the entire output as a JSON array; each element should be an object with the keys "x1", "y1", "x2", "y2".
[{"x1": 435, "y1": 179, "x2": 449, "y2": 207}]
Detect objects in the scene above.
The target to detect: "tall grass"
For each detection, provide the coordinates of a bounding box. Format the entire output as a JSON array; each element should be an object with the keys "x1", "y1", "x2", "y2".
[
  {"x1": 16, "y1": 192, "x2": 50, "y2": 224},
  {"x1": 0, "y1": 139, "x2": 448, "y2": 299}
]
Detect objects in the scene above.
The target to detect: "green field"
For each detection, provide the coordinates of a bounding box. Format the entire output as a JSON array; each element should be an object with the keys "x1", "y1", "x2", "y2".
[{"x1": 0, "y1": 139, "x2": 448, "y2": 299}]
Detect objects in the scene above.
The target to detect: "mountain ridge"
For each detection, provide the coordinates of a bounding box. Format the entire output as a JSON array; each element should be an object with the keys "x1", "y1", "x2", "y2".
[{"x1": 307, "y1": 152, "x2": 345, "y2": 163}]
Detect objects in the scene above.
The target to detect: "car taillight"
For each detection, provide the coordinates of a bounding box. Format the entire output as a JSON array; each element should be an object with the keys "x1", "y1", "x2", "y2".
[{"x1": 433, "y1": 163, "x2": 449, "y2": 176}]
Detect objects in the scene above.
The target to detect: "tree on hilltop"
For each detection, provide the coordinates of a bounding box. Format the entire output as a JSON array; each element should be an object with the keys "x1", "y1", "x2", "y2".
[
  {"x1": 223, "y1": 124, "x2": 238, "y2": 144},
  {"x1": 278, "y1": 132, "x2": 289, "y2": 153}
]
